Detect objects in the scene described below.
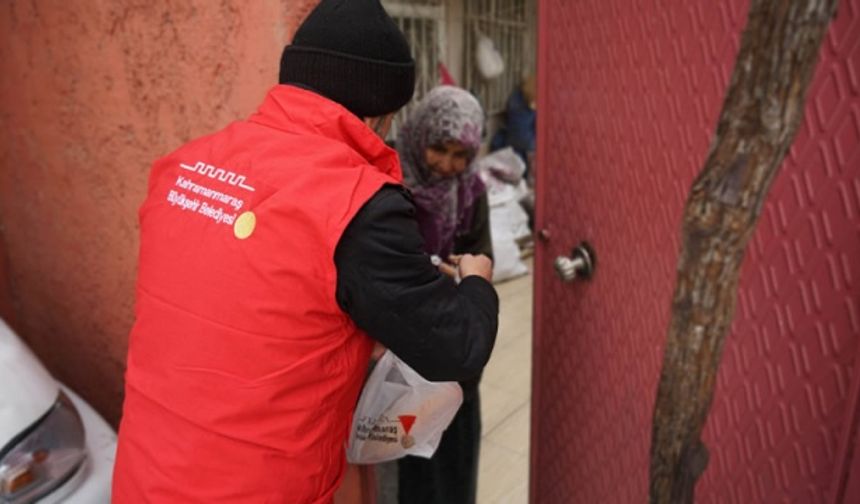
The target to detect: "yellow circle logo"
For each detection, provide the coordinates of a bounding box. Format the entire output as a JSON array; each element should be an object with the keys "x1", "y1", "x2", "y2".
[{"x1": 234, "y1": 211, "x2": 256, "y2": 240}]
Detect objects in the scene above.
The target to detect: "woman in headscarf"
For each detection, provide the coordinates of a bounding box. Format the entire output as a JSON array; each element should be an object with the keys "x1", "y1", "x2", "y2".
[
  {"x1": 395, "y1": 85, "x2": 492, "y2": 504},
  {"x1": 399, "y1": 85, "x2": 492, "y2": 267}
]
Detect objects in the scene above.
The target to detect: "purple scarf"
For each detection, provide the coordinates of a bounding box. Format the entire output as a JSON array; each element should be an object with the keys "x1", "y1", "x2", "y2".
[{"x1": 397, "y1": 86, "x2": 486, "y2": 258}]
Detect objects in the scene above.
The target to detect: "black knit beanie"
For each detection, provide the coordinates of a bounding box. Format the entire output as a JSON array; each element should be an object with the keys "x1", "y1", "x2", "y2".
[{"x1": 279, "y1": 0, "x2": 416, "y2": 118}]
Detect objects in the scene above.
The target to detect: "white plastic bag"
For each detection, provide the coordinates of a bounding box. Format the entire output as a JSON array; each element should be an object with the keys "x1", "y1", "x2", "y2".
[
  {"x1": 489, "y1": 201, "x2": 530, "y2": 282},
  {"x1": 476, "y1": 33, "x2": 505, "y2": 80},
  {"x1": 474, "y1": 147, "x2": 527, "y2": 185},
  {"x1": 492, "y1": 233, "x2": 529, "y2": 282},
  {"x1": 475, "y1": 150, "x2": 531, "y2": 282},
  {"x1": 346, "y1": 351, "x2": 463, "y2": 464}
]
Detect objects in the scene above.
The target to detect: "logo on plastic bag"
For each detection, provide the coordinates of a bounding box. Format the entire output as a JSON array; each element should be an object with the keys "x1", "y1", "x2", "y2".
[
  {"x1": 352, "y1": 413, "x2": 418, "y2": 448},
  {"x1": 399, "y1": 415, "x2": 416, "y2": 448},
  {"x1": 346, "y1": 352, "x2": 463, "y2": 464},
  {"x1": 353, "y1": 414, "x2": 403, "y2": 445}
]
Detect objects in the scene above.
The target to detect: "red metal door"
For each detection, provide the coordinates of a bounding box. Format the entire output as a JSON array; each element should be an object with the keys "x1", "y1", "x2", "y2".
[{"x1": 531, "y1": 0, "x2": 860, "y2": 502}]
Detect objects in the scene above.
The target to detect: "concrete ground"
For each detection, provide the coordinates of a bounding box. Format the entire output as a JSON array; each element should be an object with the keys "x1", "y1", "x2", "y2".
[{"x1": 477, "y1": 267, "x2": 533, "y2": 504}]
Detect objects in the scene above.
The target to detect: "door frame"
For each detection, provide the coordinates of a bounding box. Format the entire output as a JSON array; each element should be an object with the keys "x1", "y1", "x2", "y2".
[{"x1": 528, "y1": 0, "x2": 550, "y2": 501}]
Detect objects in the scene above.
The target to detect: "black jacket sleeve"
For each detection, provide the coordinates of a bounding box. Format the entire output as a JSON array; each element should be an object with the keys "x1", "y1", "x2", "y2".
[{"x1": 334, "y1": 185, "x2": 499, "y2": 382}]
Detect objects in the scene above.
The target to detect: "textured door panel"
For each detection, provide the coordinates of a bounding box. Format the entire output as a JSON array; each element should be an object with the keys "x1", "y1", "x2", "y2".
[{"x1": 532, "y1": 0, "x2": 860, "y2": 502}]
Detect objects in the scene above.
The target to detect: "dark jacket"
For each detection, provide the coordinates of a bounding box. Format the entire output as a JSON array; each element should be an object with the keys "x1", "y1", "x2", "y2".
[
  {"x1": 335, "y1": 185, "x2": 498, "y2": 383},
  {"x1": 490, "y1": 88, "x2": 537, "y2": 165}
]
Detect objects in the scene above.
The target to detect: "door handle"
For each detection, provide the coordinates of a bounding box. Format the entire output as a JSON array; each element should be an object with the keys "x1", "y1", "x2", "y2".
[{"x1": 554, "y1": 242, "x2": 596, "y2": 283}]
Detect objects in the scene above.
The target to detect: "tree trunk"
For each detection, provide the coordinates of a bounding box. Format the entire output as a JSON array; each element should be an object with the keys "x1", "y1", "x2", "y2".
[{"x1": 648, "y1": 1, "x2": 839, "y2": 503}]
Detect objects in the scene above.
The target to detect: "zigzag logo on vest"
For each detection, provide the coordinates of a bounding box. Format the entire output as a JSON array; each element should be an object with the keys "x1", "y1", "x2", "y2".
[{"x1": 180, "y1": 161, "x2": 256, "y2": 192}]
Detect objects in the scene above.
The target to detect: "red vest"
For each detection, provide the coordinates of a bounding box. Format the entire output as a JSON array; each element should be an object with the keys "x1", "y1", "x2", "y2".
[{"x1": 113, "y1": 86, "x2": 402, "y2": 503}]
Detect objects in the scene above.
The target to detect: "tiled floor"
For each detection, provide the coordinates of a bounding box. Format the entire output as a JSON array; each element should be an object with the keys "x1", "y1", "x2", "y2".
[{"x1": 477, "y1": 267, "x2": 533, "y2": 504}]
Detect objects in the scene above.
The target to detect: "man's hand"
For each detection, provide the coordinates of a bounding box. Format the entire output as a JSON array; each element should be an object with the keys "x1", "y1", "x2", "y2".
[
  {"x1": 451, "y1": 254, "x2": 493, "y2": 282},
  {"x1": 371, "y1": 342, "x2": 387, "y2": 361}
]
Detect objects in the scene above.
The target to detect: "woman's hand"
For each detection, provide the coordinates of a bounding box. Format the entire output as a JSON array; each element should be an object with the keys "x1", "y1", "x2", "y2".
[
  {"x1": 431, "y1": 254, "x2": 459, "y2": 279},
  {"x1": 437, "y1": 261, "x2": 459, "y2": 279},
  {"x1": 450, "y1": 254, "x2": 493, "y2": 282}
]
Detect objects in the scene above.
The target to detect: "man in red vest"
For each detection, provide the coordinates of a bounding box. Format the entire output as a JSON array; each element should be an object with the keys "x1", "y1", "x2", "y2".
[{"x1": 112, "y1": 0, "x2": 498, "y2": 502}]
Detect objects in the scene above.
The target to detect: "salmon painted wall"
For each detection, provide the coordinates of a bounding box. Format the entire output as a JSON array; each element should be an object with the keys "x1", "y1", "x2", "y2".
[{"x1": 0, "y1": 0, "x2": 319, "y2": 425}]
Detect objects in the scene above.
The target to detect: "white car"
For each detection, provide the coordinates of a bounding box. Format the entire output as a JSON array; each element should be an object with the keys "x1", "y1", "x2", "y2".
[{"x1": 0, "y1": 318, "x2": 116, "y2": 503}]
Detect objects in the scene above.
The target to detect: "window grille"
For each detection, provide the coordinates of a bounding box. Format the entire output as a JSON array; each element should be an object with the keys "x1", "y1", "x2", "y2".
[
  {"x1": 463, "y1": 0, "x2": 528, "y2": 116},
  {"x1": 382, "y1": 1, "x2": 446, "y2": 139}
]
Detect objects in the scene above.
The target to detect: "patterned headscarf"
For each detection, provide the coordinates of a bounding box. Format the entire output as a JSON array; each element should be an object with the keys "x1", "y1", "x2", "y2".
[{"x1": 397, "y1": 86, "x2": 486, "y2": 258}]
